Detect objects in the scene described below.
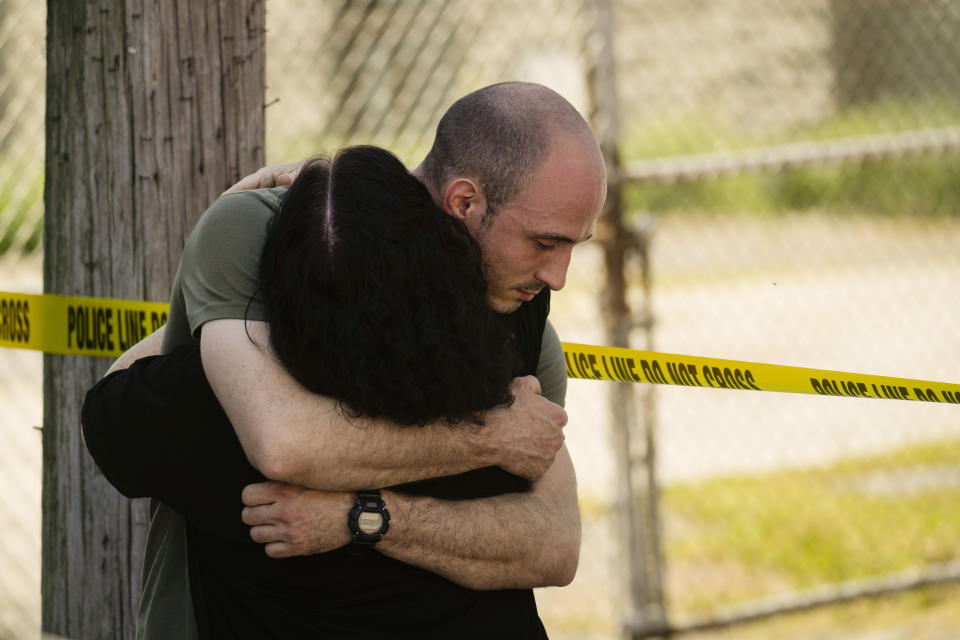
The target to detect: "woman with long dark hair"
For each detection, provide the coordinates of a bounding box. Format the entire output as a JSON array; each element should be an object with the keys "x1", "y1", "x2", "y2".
[{"x1": 257, "y1": 146, "x2": 518, "y2": 425}]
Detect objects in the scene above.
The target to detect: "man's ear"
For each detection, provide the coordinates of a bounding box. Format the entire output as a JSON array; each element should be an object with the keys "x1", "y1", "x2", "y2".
[{"x1": 442, "y1": 178, "x2": 487, "y2": 228}]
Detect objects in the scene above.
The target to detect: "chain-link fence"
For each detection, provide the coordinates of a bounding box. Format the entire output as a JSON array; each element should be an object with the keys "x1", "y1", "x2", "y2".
[
  {"x1": 3, "y1": 0, "x2": 960, "y2": 638},
  {"x1": 0, "y1": 0, "x2": 44, "y2": 257},
  {"x1": 265, "y1": 1, "x2": 960, "y2": 637},
  {"x1": 1, "y1": 0, "x2": 46, "y2": 636},
  {"x1": 609, "y1": 1, "x2": 960, "y2": 636}
]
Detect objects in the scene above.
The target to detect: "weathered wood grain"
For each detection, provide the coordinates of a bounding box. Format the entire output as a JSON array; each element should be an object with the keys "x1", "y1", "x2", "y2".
[{"x1": 42, "y1": 1, "x2": 264, "y2": 637}]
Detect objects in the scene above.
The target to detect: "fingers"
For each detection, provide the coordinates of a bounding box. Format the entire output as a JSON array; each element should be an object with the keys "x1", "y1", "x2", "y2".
[
  {"x1": 251, "y1": 528, "x2": 300, "y2": 558},
  {"x1": 241, "y1": 480, "x2": 284, "y2": 507},
  {"x1": 241, "y1": 482, "x2": 304, "y2": 524},
  {"x1": 264, "y1": 542, "x2": 297, "y2": 559},
  {"x1": 222, "y1": 170, "x2": 266, "y2": 195},
  {"x1": 258, "y1": 170, "x2": 296, "y2": 189},
  {"x1": 248, "y1": 523, "x2": 283, "y2": 544},
  {"x1": 246, "y1": 514, "x2": 299, "y2": 555},
  {"x1": 511, "y1": 374, "x2": 543, "y2": 396},
  {"x1": 241, "y1": 503, "x2": 276, "y2": 526},
  {"x1": 553, "y1": 404, "x2": 569, "y2": 429},
  {"x1": 221, "y1": 162, "x2": 303, "y2": 196},
  {"x1": 514, "y1": 382, "x2": 566, "y2": 429},
  {"x1": 503, "y1": 393, "x2": 567, "y2": 482},
  {"x1": 541, "y1": 396, "x2": 567, "y2": 429}
]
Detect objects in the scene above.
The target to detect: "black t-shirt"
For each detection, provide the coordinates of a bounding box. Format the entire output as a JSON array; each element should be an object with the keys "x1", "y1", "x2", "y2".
[{"x1": 81, "y1": 292, "x2": 552, "y2": 639}]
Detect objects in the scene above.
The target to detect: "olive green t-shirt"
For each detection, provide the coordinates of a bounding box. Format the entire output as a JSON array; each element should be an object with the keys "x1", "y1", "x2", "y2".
[
  {"x1": 139, "y1": 187, "x2": 284, "y2": 640},
  {"x1": 136, "y1": 187, "x2": 569, "y2": 640}
]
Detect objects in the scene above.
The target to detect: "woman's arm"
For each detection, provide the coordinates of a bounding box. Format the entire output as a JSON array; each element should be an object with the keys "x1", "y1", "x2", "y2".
[{"x1": 104, "y1": 325, "x2": 165, "y2": 375}]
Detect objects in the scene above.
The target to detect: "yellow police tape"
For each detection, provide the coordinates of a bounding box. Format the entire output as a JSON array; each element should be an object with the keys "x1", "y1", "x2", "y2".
[
  {"x1": 0, "y1": 291, "x2": 168, "y2": 358},
  {"x1": 2, "y1": 291, "x2": 958, "y2": 404},
  {"x1": 562, "y1": 342, "x2": 960, "y2": 404}
]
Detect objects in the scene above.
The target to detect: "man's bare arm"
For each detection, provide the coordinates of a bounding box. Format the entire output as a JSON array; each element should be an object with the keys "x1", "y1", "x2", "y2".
[
  {"x1": 381, "y1": 446, "x2": 581, "y2": 589},
  {"x1": 201, "y1": 318, "x2": 567, "y2": 491},
  {"x1": 241, "y1": 446, "x2": 581, "y2": 590}
]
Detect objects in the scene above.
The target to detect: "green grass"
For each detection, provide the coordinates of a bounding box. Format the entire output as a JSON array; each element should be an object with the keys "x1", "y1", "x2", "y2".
[
  {"x1": 624, "y1": 96, "x2": 960, "y2": 162},
  {"x1": 663, "y1": 438, "x2": 960, "y2": 612},
  {"x1": 679, "y1": 582, "x2": 960, "y2": 640},
  {"x1": 622, "y1": 97, "x2": 960, "y2": 217},
  {"x1": 625, "y1": 156, "x2": 960, "y2": 217}
]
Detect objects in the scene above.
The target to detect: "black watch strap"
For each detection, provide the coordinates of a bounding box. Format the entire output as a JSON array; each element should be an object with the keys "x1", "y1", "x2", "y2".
[{"x1": 348, "y1": 490, "x2": 390, "y2": 551}]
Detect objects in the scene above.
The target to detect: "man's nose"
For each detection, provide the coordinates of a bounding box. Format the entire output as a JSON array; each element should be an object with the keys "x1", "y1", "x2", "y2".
[{"x1": 535, "y1": 250, "x2": 572, "y2": 291}]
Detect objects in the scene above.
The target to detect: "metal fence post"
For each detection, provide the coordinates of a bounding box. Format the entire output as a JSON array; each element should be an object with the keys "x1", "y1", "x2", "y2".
[{"x1": 583, "y1": 0, "x2": 667, "y2": 637}]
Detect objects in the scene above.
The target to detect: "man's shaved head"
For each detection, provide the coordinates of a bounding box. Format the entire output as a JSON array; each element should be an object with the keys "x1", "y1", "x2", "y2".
[{"x1": 419, "y1": 82, "x2": 598, "y2": 215}]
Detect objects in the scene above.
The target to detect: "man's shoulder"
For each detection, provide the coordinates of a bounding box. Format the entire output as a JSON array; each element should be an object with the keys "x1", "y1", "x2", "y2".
[
  {"x1": 183, "y1": 186, "x2": 287, "y2": 265},
  {"x1": 171, "y1": 186, "x2": 287, "y2": 341}
]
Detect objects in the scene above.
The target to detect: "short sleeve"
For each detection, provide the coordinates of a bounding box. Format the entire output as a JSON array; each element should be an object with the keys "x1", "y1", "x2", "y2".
[
  {"x1": 536, "y1": 320, "x2": 567, "y2": 408},
  {"x1": 178, "y1": 188, "x2": 285, "y2": 337}
]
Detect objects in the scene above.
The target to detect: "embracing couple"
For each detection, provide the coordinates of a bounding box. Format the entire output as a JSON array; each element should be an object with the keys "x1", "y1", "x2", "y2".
[{"x1": 82, "y1": 81, "x2": 607, "y2": 639}]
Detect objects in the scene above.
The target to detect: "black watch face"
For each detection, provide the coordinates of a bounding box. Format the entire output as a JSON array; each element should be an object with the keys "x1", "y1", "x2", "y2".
[{"x1": 357, "y1": 511, "x2": 383, "y2": 535}]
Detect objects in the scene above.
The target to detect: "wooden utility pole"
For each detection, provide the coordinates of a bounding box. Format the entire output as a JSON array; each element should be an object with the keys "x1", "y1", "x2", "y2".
[
  {"x1": 584, "y1": 0, "x2": 667, "y2": 637},
  {"x1": 42, "y1": 2, "x2": 264, "y2": 637}
]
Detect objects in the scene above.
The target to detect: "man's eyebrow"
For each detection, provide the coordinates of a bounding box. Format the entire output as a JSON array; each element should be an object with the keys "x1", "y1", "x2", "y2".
[{"x1": 534, "y1": 232, "x2": 593, "y2": 244}]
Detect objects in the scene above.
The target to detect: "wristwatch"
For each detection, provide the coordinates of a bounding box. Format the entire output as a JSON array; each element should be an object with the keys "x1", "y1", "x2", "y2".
[{"x1": 348, "y1": 490, "x2": 390, "y2": 548}]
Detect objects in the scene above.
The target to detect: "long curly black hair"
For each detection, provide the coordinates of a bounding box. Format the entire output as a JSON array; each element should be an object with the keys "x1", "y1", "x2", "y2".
[{"x1": 256, "y1": 146, "x2": 518, "y2": 426}]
